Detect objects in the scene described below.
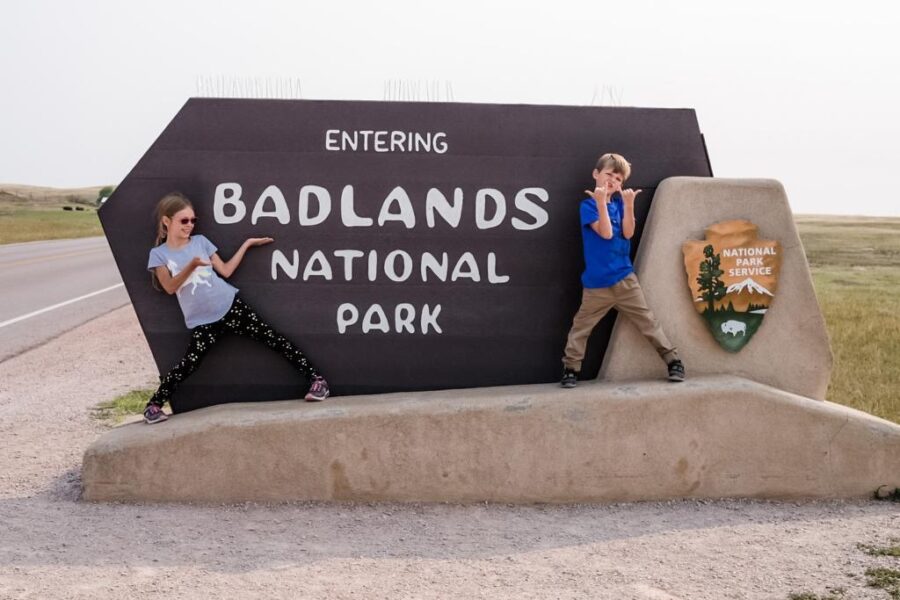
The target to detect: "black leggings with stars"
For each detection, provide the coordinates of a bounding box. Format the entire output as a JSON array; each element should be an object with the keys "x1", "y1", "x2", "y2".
[{"x1": 148, "y1": 297, "x2": 319, "y2": 407}]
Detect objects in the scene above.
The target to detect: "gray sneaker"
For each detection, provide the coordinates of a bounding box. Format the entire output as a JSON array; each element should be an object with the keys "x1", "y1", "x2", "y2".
[
  {"x1": 667, "y1": 360, "x2": 686, "y2": 382},
  {"x1": 560, "y1": 369, "x2": 578, "y2": 388}
]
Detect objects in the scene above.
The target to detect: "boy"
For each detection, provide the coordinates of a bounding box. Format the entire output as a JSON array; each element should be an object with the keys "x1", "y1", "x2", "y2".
[{"x1": 560, "y1": 153, "x2": 684, "y2": 387}]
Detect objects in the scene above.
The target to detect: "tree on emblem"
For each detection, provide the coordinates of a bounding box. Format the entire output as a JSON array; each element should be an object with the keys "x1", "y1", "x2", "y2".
[{"x1": 697, "y1": 244, "x2": 726, "y2": 314}]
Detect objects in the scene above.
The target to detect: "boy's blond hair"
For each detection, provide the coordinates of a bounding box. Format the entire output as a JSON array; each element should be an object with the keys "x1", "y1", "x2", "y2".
[{"x1": 595, "y1": 153, "x2": 631, "y2": 181}]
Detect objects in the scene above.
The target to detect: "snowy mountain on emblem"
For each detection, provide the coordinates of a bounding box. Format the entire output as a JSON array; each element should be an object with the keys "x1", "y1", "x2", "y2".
[{"x1": 726, "y1": 277, "x2": 773, "y2": 296}]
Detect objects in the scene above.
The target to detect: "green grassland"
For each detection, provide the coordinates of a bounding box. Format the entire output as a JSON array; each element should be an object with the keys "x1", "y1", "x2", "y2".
[
  {"x1": 795, "y1": 215, "x2": 900, "y2": 423},
  {"x1": 0, "y1": 208, "x2": 104, "y2": 244},
  {"x1": 92, "y1": 390, "x2": 170, "y2": 424},
  {"x1": 0, "y1": 184, "x2": 105, "y2": 244}
]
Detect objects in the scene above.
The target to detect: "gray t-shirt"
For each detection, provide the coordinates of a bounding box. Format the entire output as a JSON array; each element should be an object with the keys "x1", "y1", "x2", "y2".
[{"x1": 147, "y1": 235, "x2": 238, "y2": 329}]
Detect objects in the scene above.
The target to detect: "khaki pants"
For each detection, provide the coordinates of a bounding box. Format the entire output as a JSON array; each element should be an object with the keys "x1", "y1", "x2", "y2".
[{"x1": 563, "y1": 273, "x2": 677, "y2": 372}]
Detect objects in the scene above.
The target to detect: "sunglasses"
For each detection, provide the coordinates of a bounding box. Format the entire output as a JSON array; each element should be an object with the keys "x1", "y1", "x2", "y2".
[{"x1": 177, "y1": 217, "x2": 198, "y2": 225}]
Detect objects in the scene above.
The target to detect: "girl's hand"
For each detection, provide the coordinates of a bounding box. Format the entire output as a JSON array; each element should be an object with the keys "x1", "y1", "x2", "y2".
[
  {"x1": 245, "y1": 237, "x2": 274, "y2": 247},
  {"x1": 621, "y1": 188, "x2": 642, "y2": 204},
  {"x1": 188, "y1": 256, "x2": 210, "y2": 269},
  {"x1": 584, "y1": 186, "x2": 611, "y2": 205}
]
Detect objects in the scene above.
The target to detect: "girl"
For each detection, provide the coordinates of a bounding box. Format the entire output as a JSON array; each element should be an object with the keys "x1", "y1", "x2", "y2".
[{"x1": 143, "y1": 191, "x2": 329, "y2": 424}]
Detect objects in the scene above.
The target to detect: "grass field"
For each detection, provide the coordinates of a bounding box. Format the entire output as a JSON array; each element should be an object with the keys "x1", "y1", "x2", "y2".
[
  {"x1": 92, "y1": 390, "x2": 170, "y2": 424},
  {"x1": 0, "y1": 208, "x2": 104, "y2": 244},
  {"x1": 795, "y1": 215, "x2": 900, "y2": 423},
  {"x1": 0, "y1": 184, "x2": 105, "y2": 244}
]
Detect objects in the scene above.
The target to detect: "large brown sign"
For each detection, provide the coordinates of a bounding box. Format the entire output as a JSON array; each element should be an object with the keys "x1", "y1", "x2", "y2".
[{"x1": 100, "y1": 99, "x2": 712, "y2": 412}]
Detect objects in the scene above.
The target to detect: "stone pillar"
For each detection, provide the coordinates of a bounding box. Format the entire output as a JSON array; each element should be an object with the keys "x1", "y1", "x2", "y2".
[{"x1": 600, "y1": 177, "x2": 832, "y2": 400}]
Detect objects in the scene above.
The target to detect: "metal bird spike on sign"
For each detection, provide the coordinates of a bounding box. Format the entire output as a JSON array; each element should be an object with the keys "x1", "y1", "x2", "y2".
[{"x1": 682, "y1": 220, "x2": 782, "y2": 352}]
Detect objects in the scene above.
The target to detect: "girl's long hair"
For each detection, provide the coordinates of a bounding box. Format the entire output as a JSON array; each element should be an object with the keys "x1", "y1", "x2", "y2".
[{"x1": 151, "y1": 192, "x2": 194, "y2": 291}]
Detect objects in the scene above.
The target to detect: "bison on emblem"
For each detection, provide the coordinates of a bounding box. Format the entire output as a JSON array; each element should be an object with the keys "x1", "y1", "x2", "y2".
[{"x1": 720, "y1": 320, "x2": 747, "y2": 336}]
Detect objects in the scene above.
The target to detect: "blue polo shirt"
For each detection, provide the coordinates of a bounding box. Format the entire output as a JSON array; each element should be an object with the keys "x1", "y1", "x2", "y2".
[{"x1": 580, "y1": 196, "x2": 633, "y2": 288}]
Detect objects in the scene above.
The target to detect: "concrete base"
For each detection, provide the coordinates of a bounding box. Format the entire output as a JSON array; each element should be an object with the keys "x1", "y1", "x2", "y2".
[{"x1": 82, "y1": 376, "x2": 900, "y2": 504}]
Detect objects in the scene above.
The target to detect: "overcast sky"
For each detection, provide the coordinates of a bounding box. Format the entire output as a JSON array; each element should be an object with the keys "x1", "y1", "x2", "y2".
[{"x1": 3, "y1": 1, "x2": 898, "y2": 216}]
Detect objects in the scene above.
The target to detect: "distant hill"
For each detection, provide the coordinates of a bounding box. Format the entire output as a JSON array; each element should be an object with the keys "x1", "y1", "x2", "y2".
[{"x1": 0, "y1": 184, "x2": 109, "y2": 207}]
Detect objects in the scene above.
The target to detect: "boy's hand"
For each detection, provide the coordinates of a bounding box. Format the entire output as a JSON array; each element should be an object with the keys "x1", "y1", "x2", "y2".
[
  {"x1": 621, "y1": 188, "x2": 642, "y2": 204},
  {"x1": 584, "y1": 186, "x2": 611, "y2": 205}
]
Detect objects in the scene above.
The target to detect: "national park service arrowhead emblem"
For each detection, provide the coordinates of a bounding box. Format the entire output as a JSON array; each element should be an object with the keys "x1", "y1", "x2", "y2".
[{"x1": 682, "y1": 220, "x2": 782, "y2": 352}]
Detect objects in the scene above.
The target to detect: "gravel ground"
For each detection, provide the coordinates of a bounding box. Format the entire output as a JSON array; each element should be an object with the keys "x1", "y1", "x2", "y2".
[{"x1": 0, "y1": 305, "x2": 898, "y2": 599}]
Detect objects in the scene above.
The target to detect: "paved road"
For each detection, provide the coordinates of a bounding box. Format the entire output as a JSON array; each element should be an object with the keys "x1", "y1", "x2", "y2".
[{"x1": 0, "y1": 237, "x2": 129, "y2": 363}]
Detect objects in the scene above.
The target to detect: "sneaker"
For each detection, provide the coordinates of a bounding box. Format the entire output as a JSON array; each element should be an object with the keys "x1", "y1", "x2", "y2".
[
  {"x1": 667, "y1": 359, "x2": 686, "y2": 382},
  {"x1": 304, "y1": 375, "x2": 330, "y2": 402},
  {"x1": 560, "y1": 368, "x2": 578, "y2": 388},
  {"x1": 143, "y1": 404, "x2": 169, "y2": 424}
]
